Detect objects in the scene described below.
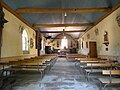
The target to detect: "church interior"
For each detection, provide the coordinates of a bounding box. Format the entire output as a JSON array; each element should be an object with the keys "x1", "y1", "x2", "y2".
[{"x1": 0, "y1": 0, "x2": 120, "y2": 90}]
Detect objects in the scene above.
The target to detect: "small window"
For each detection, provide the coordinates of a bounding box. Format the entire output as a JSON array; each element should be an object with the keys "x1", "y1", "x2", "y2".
[{"x1": 22, "y1": 30, "x2": 29, "y2": 54}]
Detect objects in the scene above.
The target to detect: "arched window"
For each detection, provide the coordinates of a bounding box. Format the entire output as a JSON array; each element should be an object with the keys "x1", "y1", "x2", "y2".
[
  {"x1": 61, "y1": 36, "x2": 68, "y2": 49},
  {"x1": 22, "y1": 30, "x2": 29, "y2": 54}
]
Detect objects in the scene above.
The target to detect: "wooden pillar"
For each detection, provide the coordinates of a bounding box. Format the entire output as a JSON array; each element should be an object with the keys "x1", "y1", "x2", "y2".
[
  {"x1": 36, "y1": 31, "x2": 41, "y2": 56},
  {"x1": 0, "y1": 27, "x2": 2, "y2": 58},
  {"x1": 0, "y1": 1, "x2": 2, "y2": 58}
]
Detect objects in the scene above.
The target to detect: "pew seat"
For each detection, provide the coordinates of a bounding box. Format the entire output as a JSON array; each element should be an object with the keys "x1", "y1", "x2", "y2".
[{"x1": 98, "y1": 70, "x2": 120, "y2": 90}]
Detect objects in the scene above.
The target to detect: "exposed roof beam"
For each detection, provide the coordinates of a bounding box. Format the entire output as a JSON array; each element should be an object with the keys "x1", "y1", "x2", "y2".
[
  {"x1": 82, "y1": 2, "x2": 120, "y2": 37},
  {"x1": 40, "y1": 30, "x2": 85, "y2": 33},
  {"x1": 16, "y1": 8, "x2": 111, "y2": 14},
  {"x1": 1, "y1": 2, "x2": 34, "y2": 30},
  {"x1": 33, "y1": 23, "x2": 94, "y2": 28},
  {"x1": 51, "y1": 38, "x2": 78, "y2": 40}
]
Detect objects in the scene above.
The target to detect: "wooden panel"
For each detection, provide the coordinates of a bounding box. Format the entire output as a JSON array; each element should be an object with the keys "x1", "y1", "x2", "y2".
[{"x1": 16, "y1": 8, "x2": 110, "y2": 14}]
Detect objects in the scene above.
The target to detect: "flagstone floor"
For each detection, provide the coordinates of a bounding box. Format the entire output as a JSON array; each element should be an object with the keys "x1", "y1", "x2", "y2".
[{"x1": 2, "y1": 57, "x2": 120, "y2": 90}]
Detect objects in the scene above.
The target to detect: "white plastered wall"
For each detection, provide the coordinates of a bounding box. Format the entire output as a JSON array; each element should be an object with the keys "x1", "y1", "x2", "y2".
[
  {"x1": 79, "y1": 7, "x2": 120, "y2": 59},
  {"x1": 1, "y1": 8, "x2": 37, "y2": 57}
]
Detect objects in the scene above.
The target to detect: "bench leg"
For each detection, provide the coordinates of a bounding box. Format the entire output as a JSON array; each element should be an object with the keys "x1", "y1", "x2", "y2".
[
  {"x1": 100, "y1": 81, "x2": 103, "y2": 90},
  {"x1": 75, "y1": 62, "x2": 80, "y2": 69},
  {"x1": 104, "y1": 83, "x2": 110, "y2": 90},
  {"x1": 74, "y1": 62, "x2": 78, "y2": 68},
  {"x1": 85, "y1": 71, "x2": 88, "y2": 81},
  {"x1": 40, "y1": 71, "x2": 43, "y2": 80},
  {"x1": 87, "y1": 72, "x2": 90, "y2": 81}
]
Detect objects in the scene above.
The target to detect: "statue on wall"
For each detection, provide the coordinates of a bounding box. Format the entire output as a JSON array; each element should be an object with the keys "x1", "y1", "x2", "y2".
[
  {"x1": 116, "y1": 14, "x2": 120, "y2": 27},
  {"x1": 104, "y1": 31, "x2": 108, "y2": 42},
  {"x1": 103, "y1": 31, "x2": 109, "y2": 47}
]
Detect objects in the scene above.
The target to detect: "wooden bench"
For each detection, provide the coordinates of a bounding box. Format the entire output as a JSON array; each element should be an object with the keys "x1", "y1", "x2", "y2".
[
  {"x1": 0, "y1": 55, "x2": 57, "y2": 78},
  {"x1": 76, "y1": 58, "x2": 98, "y2": 61},
  {"x1": 79, "y1": 62, "x2": 120, "y2": 77},
  {"x1": 78, "y1": 60, "x2": 111, "y2": 73},
  {"x1": 5, "y1": 57, "x2": 53, "y2": 77},
  {"x1": 67, "y1": 54, "x2": 86, "y2": 61},
  {"x1": 75, "y1": 58, "x2": 98, "y2": 68},
  {"x1": 5, "y1": 60, "x2": 46, "y2": 79},
  {"x1": 98, "y1": 70, "x2": 120, "y2": 90}
]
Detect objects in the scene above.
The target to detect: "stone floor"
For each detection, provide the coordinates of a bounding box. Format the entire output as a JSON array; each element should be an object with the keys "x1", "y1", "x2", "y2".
[{"x1": 1, "y1": 58, "x2": 120, "y2": 90}]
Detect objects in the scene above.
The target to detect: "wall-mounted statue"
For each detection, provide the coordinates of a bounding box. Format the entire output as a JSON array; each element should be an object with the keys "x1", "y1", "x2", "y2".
[
  {"x1": 116, "y1": 14, "x2": 120, "y2": 27},
  {"x1": 0, "y1": 4, "x2": 8, "y2": 28},
  {"x1": 103, "y1": 31, "x2": 109, "y2": 47}
]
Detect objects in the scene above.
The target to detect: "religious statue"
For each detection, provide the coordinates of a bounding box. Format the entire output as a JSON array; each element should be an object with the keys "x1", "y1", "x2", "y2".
[{"x1": 0, "y1": 4, "x2": 8, "y2": 28}]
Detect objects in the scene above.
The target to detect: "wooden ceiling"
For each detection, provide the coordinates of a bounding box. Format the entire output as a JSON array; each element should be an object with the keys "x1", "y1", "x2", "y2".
[{"x1": 2, "y1": 0, "x2": 120, "y2": 39}]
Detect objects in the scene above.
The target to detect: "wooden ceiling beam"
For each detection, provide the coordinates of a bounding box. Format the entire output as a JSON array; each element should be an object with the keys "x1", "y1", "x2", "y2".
[
  {"x1": 51, "y1": 38, "x2": 78, "y2": 40},
  {"x1": 40, "y1": 30, "x2": 86, "y2": 33},
  {"x1": 33, "y1": 23, "x2": 94, "y2": 28},
  {"x1": 1, "y1": 2, "x2": 35, "y2": 31},
  {"x1": 16, "y1": 8, "x2": 111, "y2": 14}
]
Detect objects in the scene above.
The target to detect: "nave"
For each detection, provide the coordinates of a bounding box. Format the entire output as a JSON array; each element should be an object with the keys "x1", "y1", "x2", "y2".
[
  {"x1": 1, "y1": 57, "x2": 98, "y2": 90},
  {"x1": 1, "y1": 57, "x2": 119, "y2": 90}
]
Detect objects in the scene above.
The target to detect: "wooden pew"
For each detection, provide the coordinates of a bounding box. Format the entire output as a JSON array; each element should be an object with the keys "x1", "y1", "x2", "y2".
[
  {"x1": 4, "y1": 56, "x2": 54, "y2": 77},
  {"x1": 82, "y1": 63, "x2": 120, "y2": 80},
  {"x1": 98, "y1": 70, "x2": 120, "y2": 90},
  {"x1": 0, "y1": 54, "x2": 57, "y2": 78},
  {"x1": 75, "y1": 58, "x2": 99, "y2": 67},
  {"x1": 0, "y1": 61, "x2": 10, "y2": 76},
  {"x1": 76, "y1": 58, "x2": 113, "y2": 72},
  {"x1": 76, "y1": 58, "x2": 98, "y2": 61},
  {"x1": 5, "y1": 60, "x2": 45, "y2": 78},
  {"x1": 67, "y1": 54, "x2": 86, "y2": 60}
]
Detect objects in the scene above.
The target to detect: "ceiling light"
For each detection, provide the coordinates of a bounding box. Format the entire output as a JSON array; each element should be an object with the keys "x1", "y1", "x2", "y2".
[
  {"x1": 64, "y1": 12, "x2": 67, "y2": 17},
  {"x1": 64, "y1": 36, "x2": 66, "y2": 39}
]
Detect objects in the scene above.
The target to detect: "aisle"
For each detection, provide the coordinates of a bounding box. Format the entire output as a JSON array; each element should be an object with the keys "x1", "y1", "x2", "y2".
[
  {"x1": 39, "y1": 58, "x2": 99, "y2": 90},
  {"x1": 9, "y1": 58, "x2": 99, "y2": 90}
]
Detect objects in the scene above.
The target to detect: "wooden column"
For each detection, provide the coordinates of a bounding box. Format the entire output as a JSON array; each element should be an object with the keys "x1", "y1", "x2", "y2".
[
  {"x1": 36, "y1": 31, "x2": 42, "y2": 56},
  {"x1": 0, "y1": 26, "x2": 2, "y2": 58},
  {"x1": 0, "y1": 1, "x2": 3, "y2": 58}
]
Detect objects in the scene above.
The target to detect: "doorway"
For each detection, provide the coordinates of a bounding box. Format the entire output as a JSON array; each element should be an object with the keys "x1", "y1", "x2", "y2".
[{"x1": 89, "y1": 41, "x2": 97, "y2": 58}]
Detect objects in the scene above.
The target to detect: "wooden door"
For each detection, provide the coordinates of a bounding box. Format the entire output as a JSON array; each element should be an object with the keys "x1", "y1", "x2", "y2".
[{"x1": 89, "y1": 42, "x2": 97, "y2": 58}]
